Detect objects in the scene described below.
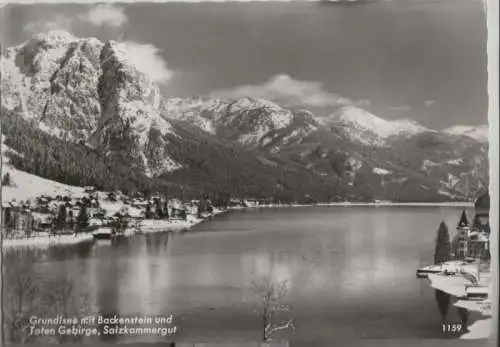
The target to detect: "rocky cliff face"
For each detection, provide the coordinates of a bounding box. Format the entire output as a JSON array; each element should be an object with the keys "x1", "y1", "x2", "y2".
[
  {"x1": 2, "y1": 31, "x2": 103, "y2": 141},
  {"x1": 1, "y1": 31, "x2": 489, "y2": 201},
  {"x1": 1, "y1": 31, "x2": 181, "y2": 177},
  {"x1": 90, "y1": 40, "x2": 179, "y2": 176}
]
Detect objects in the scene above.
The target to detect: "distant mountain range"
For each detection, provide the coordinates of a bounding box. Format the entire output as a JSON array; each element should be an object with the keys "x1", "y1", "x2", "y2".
[{"x1": 0, "y1": 31, "x2": 489, "y2": 202}]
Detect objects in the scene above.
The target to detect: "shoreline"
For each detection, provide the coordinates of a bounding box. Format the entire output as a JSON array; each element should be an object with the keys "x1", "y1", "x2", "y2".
[
  {"x1": 257, "y1": 202, "x2": 474, "y2": 208},
  {"x1": 2, "y1": 202, "x2": 472, "y2": 248},
  {"x1": 2, "y1": 210, "x2": 226, "y2": 248}
]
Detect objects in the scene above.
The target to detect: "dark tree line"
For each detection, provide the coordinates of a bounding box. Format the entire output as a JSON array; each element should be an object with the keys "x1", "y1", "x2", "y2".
[
  {"x1": 2, "y1": 111, "x2": 153, "y2": 193},
  {"x1": 2, "y1": 110, "x2": 205, "y2": 199},
  {"x1": 3, "y1": 109, "x2": 348, "y2": 203},
  {"x1": 434, "y1": 221, "x2": 451, "y2": 264},
  {"x1": 161, "y1": 120, "x2": 344, "y2": 203}
]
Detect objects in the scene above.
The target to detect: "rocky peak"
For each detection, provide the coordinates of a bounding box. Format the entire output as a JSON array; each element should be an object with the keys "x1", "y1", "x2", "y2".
[
  {"x1": 32, "y1": 30, "x2": 78, "y2": 44},
  {"x1": 88, "y1": 40, "x2": 179, "y2": 176},
  {"x1": 320, "y1": 106, "x2": 429, "y2": 147},
  {"x1": 2, "y1": 31, "x2": 181, "y2": 176},
  {"x1": 1, "y1": 31, "x2": 104, "y2": 141}
]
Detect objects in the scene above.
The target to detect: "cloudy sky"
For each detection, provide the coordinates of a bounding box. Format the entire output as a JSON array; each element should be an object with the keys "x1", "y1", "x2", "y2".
[{"x1": 0, "y1": 0, "x2": 488, "y2": 129}]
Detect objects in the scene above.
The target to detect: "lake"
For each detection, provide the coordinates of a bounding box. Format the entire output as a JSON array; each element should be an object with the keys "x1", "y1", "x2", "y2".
[{"x1": 2, "y1": 206, "x2": 478, "y2": 344}]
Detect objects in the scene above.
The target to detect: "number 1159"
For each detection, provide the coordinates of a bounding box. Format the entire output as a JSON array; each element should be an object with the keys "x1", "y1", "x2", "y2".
[{"x1": 442, "y1": 324, "x2": 462, "y2": 332}]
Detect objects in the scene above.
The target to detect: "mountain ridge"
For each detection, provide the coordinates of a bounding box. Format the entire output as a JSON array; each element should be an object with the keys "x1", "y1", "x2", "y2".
[
  {"x1": 0, "y1": 31, "x2": 489, "y2": 202},
  {"x1": 442, "y1": 125, "x2": 488, "y2": 142}
]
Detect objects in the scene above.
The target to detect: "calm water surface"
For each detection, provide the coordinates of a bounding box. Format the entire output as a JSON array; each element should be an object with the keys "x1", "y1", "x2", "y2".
[{"x1": 4, "y1": 206, "x2": 476, "y2": 343}]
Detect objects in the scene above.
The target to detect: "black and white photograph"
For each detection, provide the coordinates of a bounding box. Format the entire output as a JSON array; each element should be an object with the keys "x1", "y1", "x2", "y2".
[{"x1": 0, "y1": 0, "x2": 495, "y2": 345}]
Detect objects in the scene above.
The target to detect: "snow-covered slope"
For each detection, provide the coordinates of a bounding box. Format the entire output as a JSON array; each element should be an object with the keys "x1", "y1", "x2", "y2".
[
  {"x1": 162, "y1": 97, "x2": 228, "y2": 135},
  {"x1": 443, "y1": 125, "x2": 489, "y2": 142},
  {"x1": 163, "y1": 96, "x2": 318, "y2": 150},
  {"x1": 1, "y1": 31, "x2": 182, "y2": 177},
  {"x1": 320, "y1": 106, "x2": 429, "y2": 146},
  {"x1": 1, "y1": 135, "x2": 85, "y2": 202}
]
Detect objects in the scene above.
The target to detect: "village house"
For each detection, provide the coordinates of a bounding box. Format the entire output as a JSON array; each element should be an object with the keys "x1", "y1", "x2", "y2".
[
  {"x1": 453, "y1": 192, "x2": 490, "y2": 259},
  {"x1": 243, "y1": 198, "x2": 259, "y2": 207},
  {"x1": 32, "y1": 211, "x2": 53, "y2": 231},
  {"x1": 2, "y1": 182, "x2": 225, "y2": 241},
  {"x1": 84, "y1": 186, "x2": 97, "y2": 194},
  {"x1": 228, "y1": 198, "x2": 244, "y2": 207},
  {"x1": 104, "y1": 192, "x2": 115, "y2": 202}
]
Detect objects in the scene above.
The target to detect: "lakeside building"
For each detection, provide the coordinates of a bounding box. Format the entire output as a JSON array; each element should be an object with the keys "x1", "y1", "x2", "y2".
[
  {"x1": 2, "y1": 184, "x2": 232, "y2": 241},
  {"x1": 453, "y1": 192, "x2": 490, "y2": 260},
  {"x1": 243, "y1": 199, "x2": 260, "y2": 207}
]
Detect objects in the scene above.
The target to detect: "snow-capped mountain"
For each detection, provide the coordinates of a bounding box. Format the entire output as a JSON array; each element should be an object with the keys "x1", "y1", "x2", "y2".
[
  {"x1": 320, "y1": 106, "x2": 430, "y2": 146},
  {"x1": 0, "y1": 31, "x2": 489, "y2": 202},
  {"x1": 162, "y1": 96, "x2": 318, "y2": 151},
  {"x1": 1, "y1": 31, "x2": 181, "y2": 177},
  {"x1": 1, "y1": 31, "x2": 103, "y2": 141},
  {"x1": 162, "y1": 97, "x2": 227, "y2": 134},
  {"x1": 443, "y1": 125, "x2": 489, "y2": 142}
]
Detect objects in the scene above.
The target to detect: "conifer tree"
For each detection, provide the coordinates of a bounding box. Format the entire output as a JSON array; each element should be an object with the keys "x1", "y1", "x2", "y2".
[
  {"x1": 76, "y1": 205, "x2": 89, "y2": 232},
  {"x1": 68, "y1": 210, "x2": 74, "y2": 229},
  {"x1": 155, "y1": 199, "x2": 163, "y2": 219},
  {"x1": 55, "y1": 205, "x2": 67, "y2": 232},
  {"x1": 434, "y1": 221, "x2": 451, "y2": 264},
  {"x1": 1, "y1": 172, "x2": 11, "y2": 186},
  {"x1": 145, "y1": 204, "x2": 153, "y2": 219}
]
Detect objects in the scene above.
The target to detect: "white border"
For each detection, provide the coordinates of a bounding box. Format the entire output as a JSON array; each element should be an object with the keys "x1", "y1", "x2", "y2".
[
  {"x1": 485, "y1": 0, "x2": 499, "y2": 343},
  {"x1": 0, "y1": 0, "x2": 497, "y2": 343}
]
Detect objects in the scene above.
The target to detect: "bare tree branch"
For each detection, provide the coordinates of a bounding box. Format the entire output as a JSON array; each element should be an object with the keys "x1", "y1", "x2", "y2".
[
  {"x1": 250, "y1": 275, "x2": 295, "y2": 342},
  {"x1": 266, "y1": 318, "x2": 295, "y2": 338}
]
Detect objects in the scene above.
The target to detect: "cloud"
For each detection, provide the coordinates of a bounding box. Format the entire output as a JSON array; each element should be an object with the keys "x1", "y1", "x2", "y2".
[
  {"x1": 210, "y1": 74, "x2": 368, "y2": 108},
  {"x1": 424, "y1": 100, "x2": 436, "y2": 107},
  {"x1": 389, "y1": 105, "x2": 412, "y2": 112},
  {"x1": 79, "y1": 4, "x2": 127, "y2": 29},
  {"x1": 115, "y1": 41, "x2": 174, "y2": 85},
  {"x1": 354, "y1": 99, "x2": 372, "y2": 107},
  {"x1": 23, "y1": 15, "x2": 73, "y2": 34},
  {"x1": 23, "y1": 5, "x2": 127, "y2": 34},
  {"x1": 21, "y1": 7, "x2": 173, "y2": 85}
]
